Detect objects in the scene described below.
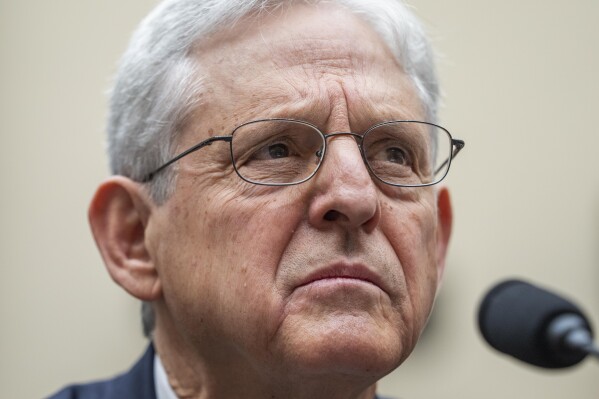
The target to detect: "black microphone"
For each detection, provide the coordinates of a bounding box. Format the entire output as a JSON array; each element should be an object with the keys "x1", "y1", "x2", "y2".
[{"x1": 478, "y1": 279, "x2": 597, "y2": 369}]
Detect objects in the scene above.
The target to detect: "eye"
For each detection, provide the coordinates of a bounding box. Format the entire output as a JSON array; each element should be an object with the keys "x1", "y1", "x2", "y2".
[
  {"x1": 366, "y1": 139, "x2": 412, "y2": 167},
  {"x1": 385, "y1": 147, "x2": 409, "y2": 165},
  {"x1": 248, "y1": 141, "x2": 293, "y2": 161},
  {"x1": 268, "y1": 143, "x2": 290, "y2": 159}
]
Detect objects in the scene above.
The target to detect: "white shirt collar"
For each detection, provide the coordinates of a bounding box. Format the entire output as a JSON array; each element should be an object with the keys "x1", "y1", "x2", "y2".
[{"x1": 154, "y1": 353, "x2": 179, "y2": 399}]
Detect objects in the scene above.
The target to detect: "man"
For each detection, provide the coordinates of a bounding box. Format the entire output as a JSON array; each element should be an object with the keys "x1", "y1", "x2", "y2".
[{"x1": 50, "y1": 0, "x2": 463, "y2": 398}]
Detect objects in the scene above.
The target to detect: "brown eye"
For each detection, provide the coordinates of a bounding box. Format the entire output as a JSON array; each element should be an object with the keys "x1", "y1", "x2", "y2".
[
  {"x1": 268, "y1": 143, "x2": 290, "y2": 158},
  {"x1": 386, "y1": 147, "x2": 409, "y2": 165}
]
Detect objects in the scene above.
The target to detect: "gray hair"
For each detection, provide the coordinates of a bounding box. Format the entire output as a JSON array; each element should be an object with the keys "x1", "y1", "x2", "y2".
[{"x1": 107, "y1": 0, "x2": 439, "y2": 337}]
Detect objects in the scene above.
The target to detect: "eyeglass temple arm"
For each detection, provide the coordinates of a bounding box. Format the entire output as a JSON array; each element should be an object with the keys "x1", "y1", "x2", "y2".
[
  {"x1": 140, "y1": 136, "x2": 232, "y2": 183},
  {"x1": 434, "y1": 139, "x2": 465, "y2": 176}
]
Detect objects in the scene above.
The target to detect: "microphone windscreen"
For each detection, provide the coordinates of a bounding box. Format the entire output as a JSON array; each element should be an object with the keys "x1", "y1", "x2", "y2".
[{"x1": 478, "y1": 279, "x2": 591, "y2": 368}]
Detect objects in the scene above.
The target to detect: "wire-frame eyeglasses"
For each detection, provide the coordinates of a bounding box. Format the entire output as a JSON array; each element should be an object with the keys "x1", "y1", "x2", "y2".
[{"x1": 140, "y1": 118, "x2": 465, "y2": 187}]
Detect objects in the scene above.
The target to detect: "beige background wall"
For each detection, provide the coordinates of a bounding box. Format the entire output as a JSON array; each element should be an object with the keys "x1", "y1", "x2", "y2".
[{"x1": 1, "y1": 1, "x2": 598, "y2": 398}]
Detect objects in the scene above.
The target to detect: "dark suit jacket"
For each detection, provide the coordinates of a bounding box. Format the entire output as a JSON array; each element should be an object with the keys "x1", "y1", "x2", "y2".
[
  {"x1": 47, "y1": 345, "x2": 392, "y2": 399},
  {"x1": 47, "y1": 346, "x2": 157, "y2": 399}
]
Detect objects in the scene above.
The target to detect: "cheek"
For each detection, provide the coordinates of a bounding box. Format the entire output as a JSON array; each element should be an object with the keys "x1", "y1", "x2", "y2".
[
  {"x1": 203, "y1": 187, "x2": 307, "y2": 275},
  {"x1": 381, "y1": 197, "x2": 439, "y2": 326},
  {"x1": 153, "y1": 183, "x2": 307, "y2": 346}
]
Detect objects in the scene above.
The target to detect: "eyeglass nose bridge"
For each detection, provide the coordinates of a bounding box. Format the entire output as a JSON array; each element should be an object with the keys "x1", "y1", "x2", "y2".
[
  {"x1": 323, "y1": 131, "x2": 364, "y2": 141},
  {"x1": 316, "y1": 131, "x2": 368, "y2": 169},
  {"x1": 320, "y1": 131, "x2": 364, "y2": 153}
]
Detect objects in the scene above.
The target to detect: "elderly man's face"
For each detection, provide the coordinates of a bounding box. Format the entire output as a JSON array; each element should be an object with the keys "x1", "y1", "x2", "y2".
[{"x1": 146, "y1": 3, "x2": 450, "y2": 382}]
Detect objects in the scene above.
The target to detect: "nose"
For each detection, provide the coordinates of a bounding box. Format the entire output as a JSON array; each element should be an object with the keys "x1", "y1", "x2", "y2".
[{"x1": 307, "y1": 135, "x2": 381, "y2": 232}]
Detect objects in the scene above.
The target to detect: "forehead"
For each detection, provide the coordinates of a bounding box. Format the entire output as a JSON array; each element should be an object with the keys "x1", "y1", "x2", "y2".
[
  {"x1": 198, "y1": 3, "x2": 389, "y2": 63},
  {"x1": 186, "y1": 2, "x2": 424, "y2": 135}
]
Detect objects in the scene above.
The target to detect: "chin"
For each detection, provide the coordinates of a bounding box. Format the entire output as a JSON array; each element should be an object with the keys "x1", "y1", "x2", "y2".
[{"x1": 279, "y1": 314, "x2": 407, "y2": 379}]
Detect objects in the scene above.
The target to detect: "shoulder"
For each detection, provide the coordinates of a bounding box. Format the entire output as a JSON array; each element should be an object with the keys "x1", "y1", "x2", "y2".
[
  {"x1": 46, "y1": 379, "x2": 115, "y2": 399},
  {"x1": 46, "y1": 345, "x2": 156, "y2": 399}
]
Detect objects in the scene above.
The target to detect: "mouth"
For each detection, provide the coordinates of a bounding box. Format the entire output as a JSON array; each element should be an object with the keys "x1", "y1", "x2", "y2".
[{"x1": 296, "y1": 263, "x2": 387, "y2": 294}]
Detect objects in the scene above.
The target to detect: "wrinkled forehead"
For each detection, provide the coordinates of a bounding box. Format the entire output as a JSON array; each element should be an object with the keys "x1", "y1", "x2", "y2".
[
  {"x1": 183, "y1": 2, "x2": 423, "y2": 130},
  {"x1": 193, "y1": 2, "x2": 403, "y2": 80}
]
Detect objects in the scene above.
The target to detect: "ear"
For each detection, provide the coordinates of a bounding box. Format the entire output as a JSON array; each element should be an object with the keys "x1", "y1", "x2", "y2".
[
  {"x1": 88, "y1": 176, "x2": 162, "y2": 301},
  {"x1": 435, "y1": 187, "x2": 453, "y2": 282}
]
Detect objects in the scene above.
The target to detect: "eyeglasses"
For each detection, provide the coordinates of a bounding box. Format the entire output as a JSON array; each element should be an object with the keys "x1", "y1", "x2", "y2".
[{"x1": 141, "y1": 118, "x2": 465, "y2": 187}]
